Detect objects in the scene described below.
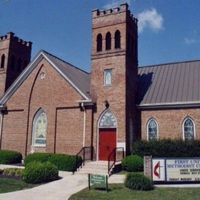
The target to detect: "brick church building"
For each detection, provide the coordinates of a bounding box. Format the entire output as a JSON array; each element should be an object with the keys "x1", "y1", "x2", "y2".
[{"x1": 0, "y1": 4, "x2": 199, "y2": 159}]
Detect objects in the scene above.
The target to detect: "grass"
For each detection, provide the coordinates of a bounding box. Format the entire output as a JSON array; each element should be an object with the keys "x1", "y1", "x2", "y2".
[
  {"x1": 69, "y1": 184, "x2": 200, "y2": 200},
  {"x1": 0, "y1": 178, "x2": 36, "y2": 193}
]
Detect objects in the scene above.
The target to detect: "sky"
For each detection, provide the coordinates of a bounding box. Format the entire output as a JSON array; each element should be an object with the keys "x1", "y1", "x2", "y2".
[{"x1": 0, "y1": 0, "x2": 200, "y2": 72}]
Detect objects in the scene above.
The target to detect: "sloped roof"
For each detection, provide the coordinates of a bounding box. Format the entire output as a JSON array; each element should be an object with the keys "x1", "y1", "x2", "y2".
[
  {"x1": 137, "y1": 60, "x2": 200, "y2": 108},
  {"x1": 0, "y1": 50, "x2": 91, "y2": 105},
  {"x1": 43, "y1": 51, "x2": 90, "y2": 99}
]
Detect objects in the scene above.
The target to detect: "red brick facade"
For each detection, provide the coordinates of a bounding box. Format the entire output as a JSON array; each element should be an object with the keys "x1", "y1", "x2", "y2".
[
  {"x1": 0, "y1": 58, "x2": 91, "y2": 157},
  {"x1": 141, "y1": 108, "x2": 200, "y2": 140},
  {"x1": 0, "y1": 4, "x2": 198, "y2": 160}
]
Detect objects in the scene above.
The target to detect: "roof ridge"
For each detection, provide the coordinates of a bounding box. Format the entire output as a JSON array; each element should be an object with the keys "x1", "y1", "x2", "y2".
[
  {"x1": 42, "y1": 50, "x2": 90, "y2": 75},
  {"x1": 139, "y1": 59, "x2": 200, "y2": 69}
]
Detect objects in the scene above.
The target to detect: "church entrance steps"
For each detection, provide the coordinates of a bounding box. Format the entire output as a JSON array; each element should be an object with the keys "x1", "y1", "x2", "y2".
[
  {"x1": 76, "y1": 161, "x2": 109, "y2": 175},
  {"x1": 76, "y1": 160, "x2": 121, "y2": 176}
]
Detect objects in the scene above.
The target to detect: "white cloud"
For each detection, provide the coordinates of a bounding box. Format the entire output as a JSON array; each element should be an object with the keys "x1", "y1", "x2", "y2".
[
  {"x1": 137, "y1": 8, "x2": 164, "y2": 33},
  {"x1": 103, "y1": 0, "x2": 131, "y2": 9},
  {"x1": 184, "y1": 38, "x2": 197, "y2": 45},
  {"x1": 184, "y1": 31, "x2": 200, "y2": 45}
]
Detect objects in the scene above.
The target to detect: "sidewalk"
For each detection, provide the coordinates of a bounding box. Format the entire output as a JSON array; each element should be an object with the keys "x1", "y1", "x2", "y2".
[{"x1": 0, "y1": 165, "x2": 125, "y2": 200}]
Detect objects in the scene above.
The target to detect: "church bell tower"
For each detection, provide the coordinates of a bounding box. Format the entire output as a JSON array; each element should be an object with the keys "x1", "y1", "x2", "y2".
[
  {"x1": 90, "y1": 3, "x2": 138, "y2": 158},
  {"x1": 0, "y1": 32, "x2": 32, "y2": 97}
]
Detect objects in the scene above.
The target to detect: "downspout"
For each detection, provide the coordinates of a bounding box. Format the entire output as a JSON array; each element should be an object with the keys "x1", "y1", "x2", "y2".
[
  {"x1": 81, "y1": 102, "x2": 86, "y2": 147},
  {"x1": 0, "y1": 113, "x2": 3, "y2": 149}
]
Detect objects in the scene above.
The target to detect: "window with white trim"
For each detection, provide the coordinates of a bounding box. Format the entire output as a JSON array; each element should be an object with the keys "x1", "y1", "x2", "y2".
[
  {"x1": 32, "y1": 109, "x2": 47, "y2": 146},
  {"x1": 147, "y1": 118, "x2": 158, "y2": 141},
  {"x1": 104, "y1": 69, "x2": 112, "y2": 86},
  {"x1": 183, "y1": 117, "x2": 195, "y2": 140}
]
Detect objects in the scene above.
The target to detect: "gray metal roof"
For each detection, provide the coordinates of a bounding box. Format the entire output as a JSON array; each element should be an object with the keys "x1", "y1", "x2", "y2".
[
  {"x1": 43, "y1": 51, "x2": 91, "y2": 99},
  {"x1": 137, "y1": 60, "x2": 200, "y2": 107}
]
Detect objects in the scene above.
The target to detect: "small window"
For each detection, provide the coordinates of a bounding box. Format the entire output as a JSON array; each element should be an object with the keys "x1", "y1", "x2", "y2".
[
  {"x1": 104, "y1": 69, "x2": 112, "y2": 86},
  {"x1": 97, "y1": 34, "x2": 102, "y2": 52},
  {"x1": 147, "y1": 118, "x2": 158, "y2": 141},
  {"x1": 183, "y1": 117, "x2": 195, "y2": 140},
  {"x1": 32, "y1": 109, "x2": 47, "y2": 146},
  {"x1": 115, "y1": 30, "x2": 121, "y2": 49},
  {"x1": 1, "y1": 54, "x2": 5, "y2": 68},
  {"x1": 105, "y1": 32, "x2": 111, "y2": 50}
]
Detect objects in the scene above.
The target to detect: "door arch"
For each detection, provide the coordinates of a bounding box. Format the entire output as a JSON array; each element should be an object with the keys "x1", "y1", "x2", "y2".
[{"x1": 98, "y1": 109, "x2": 117, "y2": 161}]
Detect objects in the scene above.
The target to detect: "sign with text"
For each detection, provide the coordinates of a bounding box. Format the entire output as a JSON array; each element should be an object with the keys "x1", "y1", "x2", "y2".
[
  {"x1": 88, "y1": 174, "x2": 108, "y2": 191},
  {"x1": 152, "y1": 158, "x2": 200, "y2": 183}
]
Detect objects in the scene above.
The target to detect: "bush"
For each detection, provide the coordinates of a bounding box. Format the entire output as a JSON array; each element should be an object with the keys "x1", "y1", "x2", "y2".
[
  {"x1": 24, "y1": 153, "x2": 82, "y2": 171},
  {"x1": 0, "y1": 150, "x2": 22, "y2": 164},
  {"x1": 3, "y1": 168, "x2": 24, "y2": 177},
  {"x1": 125, "y1": 173, "x2": 153, "y2": 191},
  {"x1": 48, "y1": 154, "x2": 82, "y2": 171},
  {"x1": 23, "y1": 161, "x2": 59, "y2": 184},
  {"x1": 122, "y1": 155, "x2": 143, "y2": 172},
  {"x1": 133, "y1": 139, "x2": 200, "y2": 157},
  {"x1": 24, "y1": 153, "x2": 51, "y2": 166}
]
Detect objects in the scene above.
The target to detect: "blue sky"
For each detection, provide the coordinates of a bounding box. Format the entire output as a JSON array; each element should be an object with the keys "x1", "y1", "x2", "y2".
[{"x1": 0, "y1": 0, "x2": 200, "y2": 71}]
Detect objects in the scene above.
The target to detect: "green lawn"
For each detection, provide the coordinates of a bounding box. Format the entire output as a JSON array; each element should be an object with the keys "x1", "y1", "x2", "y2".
[
  {"x1": 69, "y1": 184, "x2": 200, "y2": 200},
  {"x1": 0, "y1": 178, "x2": 35, "y2": 193}
]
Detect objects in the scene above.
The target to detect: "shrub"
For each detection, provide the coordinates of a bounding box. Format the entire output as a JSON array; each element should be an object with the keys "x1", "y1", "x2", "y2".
[
  {"x1": 122, "y1": 155, "x2": 143, "y2": 172},
  {"x1": 133, "y1": 139, "x2": 200, "y2": 157},
  {"x1": 48, "y1": 154, "x2": 82, "y2": 171},
  {"x1": 0, "y1": 169, "x2": 3, "y2": 174},
  {"x1": 0, "y1": 150, "x2": 22, "y2": 164},
  {"x1": 3, "y1": 168, "x2": 24, "y2": 177},
  {"x1": 24, "y1": 153, "x2": 51, "y2": 166},
  {"x1": 23, "y1": 161, "x2": 59, "y2": 184},
  {"x1": 125, "y1": 173, "x2": 153, "y2": 191},
  {"x1": 24, "y1": 153, "x2": 82, "y2": 171}
]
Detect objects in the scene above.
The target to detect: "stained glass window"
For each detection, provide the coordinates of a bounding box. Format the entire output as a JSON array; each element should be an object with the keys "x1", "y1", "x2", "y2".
[
  {"x1": 184, "y1": 118, "x2": 194, "y2": 140},
  {"x1": 147, "y1": 119, "x2": 158, "y2": 141},
  {"x1": 99, "y1": 110, "x2": 117, "y2": 128},
  {"x1": 32, "y1": 110, "x2": 47, "y2": 146}
]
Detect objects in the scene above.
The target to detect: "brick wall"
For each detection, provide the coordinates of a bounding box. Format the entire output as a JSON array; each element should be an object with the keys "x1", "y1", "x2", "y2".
[
  {"x1": 141, "y1": 108, "x2": 200, "y2": 140},
  {"x1": 1, "y1": 57, "x2": 91, "y2": 157}
]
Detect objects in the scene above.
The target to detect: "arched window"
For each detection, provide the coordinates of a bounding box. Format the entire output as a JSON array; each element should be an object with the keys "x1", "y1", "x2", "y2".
[
  {"x1": 183, "y1": 117, "x2": 195, "y2": 140},
  {"x1": 32, "y1": 109, "x2": 47, "y2": 146},
  {"x1": 115, "y1": 30, "x2": 121, "y2": 49},
  {"x1": 1, "y1": 54, "x2": 5, "y2": 68},
  {"x1": 147, "y1": 118, "x2": 158, "y2": 141},
  {"x1": 105, "y1": 32, "x2": 111, "y2": 50},
  {"x1": 97, "y1": 34, "x2": 102, "y2": 52},
  {"x1": 99, "y1": 110, "x2": 117, "y2": 128}
]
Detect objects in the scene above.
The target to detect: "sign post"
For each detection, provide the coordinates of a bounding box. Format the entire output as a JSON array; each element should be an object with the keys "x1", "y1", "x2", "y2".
[{"x1": 88, "y1": 174, "x2": 108, "y2": 191}]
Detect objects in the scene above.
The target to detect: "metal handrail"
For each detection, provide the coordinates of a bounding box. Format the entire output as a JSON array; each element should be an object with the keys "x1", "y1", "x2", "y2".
[
  {"x1": 108, "y1": 147, "x2": 124, "y2": 176},
  {"x1": 73, "y1": 146, "x2": 94, "y2": 174}
]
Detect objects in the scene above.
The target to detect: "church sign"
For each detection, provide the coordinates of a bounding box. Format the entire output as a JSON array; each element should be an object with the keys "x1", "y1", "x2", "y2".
[
  {"x1": 88, "y1": 174, "x2": 108, "y2": 191},
  {"x1": 152, "y1": 158, "x2": 200, "y2": 183}
]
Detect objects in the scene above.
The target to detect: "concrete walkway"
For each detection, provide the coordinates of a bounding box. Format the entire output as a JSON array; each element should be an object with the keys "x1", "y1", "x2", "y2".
[{"x1": 0, "y1": 165, "x2": 125, "y2": 200}]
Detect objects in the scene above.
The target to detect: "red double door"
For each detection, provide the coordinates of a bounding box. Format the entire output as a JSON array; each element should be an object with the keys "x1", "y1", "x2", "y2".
[{"x1": 99, "y1": 128, "x2": 116, "y2": 161}]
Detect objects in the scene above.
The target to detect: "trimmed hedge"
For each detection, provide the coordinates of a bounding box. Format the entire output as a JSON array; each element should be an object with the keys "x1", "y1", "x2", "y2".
[
  {"x1": 24, "y1": 153, "x2": 82, "y2": 171},
  {"x1": 125, "y1": 173, "x2": 153, "y2": 191},
  {"x1": 24, "y1": 153, "x2": 51, "y2": 165},
  {"x1": 122, "y1": 155, "x2": 143, "y2": 172},
  {"x1": 0, "y1": 150, "x2": 22, "y2": 164},
  {"x1": 133, "y1": 139, "x2": 200, "y2": 157},
  {"x1": 23, "y1": 161, "x2": 59, "y2": 184}
]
